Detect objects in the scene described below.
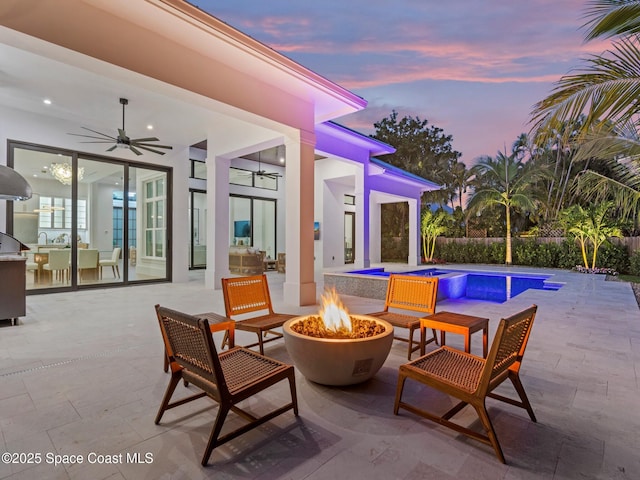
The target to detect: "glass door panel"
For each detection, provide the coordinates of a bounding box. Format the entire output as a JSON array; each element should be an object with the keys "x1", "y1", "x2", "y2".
[
  {"x1": 12, "y1": 147, "x2": 73, "y2": 291},
  {"x1": 77, "y1": 158, "x2": 125, "y2": 285},
  {"x1": 252, "y1": 199, "x2": 276, "y2": 262},
  {"x1": 230, "y1": 196, "x2": 252, "y2": 247},
  {"x1": 129, "y1": 166, "x2": 169, "y2": 281},
  {"x1": 345, "y1": 212, "x2": 355, "y2": 264},
  {"x1": 189, "y1": 190, "x2": 207, "y2": 268}
]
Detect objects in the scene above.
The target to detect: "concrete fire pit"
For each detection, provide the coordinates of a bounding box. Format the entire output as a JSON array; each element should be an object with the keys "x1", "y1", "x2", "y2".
[{"x1": 283, "y1": 314, "x2": 394, "y2": 386}]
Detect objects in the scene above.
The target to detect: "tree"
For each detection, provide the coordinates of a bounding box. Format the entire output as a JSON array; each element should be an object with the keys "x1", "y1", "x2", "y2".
[
  {"x1": 531, "y1": 0, "x2": 640, "y2": 224},
  {"x1": 466, "y1": 151, "x2": 549, "y2": 265},
  {"x1": 421, "y1": 209, "x2": 449, "y2": 262},
  {"x1": 371, "y1": 111, "x2": 462, "y2": 210},
  {"x1": 560, "y1": 202, "x2": 623, "y2": 269}
]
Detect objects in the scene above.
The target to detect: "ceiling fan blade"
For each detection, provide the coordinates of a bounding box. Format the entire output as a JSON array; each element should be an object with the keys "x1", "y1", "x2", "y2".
[
  {"x1": 106, "y1": 145, "x2": 118, "y2": 152},
  {"x1": 134, "y1": 142, "x2": 173, "y2": 150},
  {"x1": 135, "y1": 144, "x2": 167, "y2": 155},
  {"x1": 130, "y1": 137, "x2": 159, "y2": 143},
  {"x1": 80, "y1": 127, "x2": 117, "y2": 140},
  {"x1": 68, "y1": 132, "x2": 116, "y2": 141},
  {"x1": 117, "y1": 128, "x2": 129, "y2": 140},
  {"x1": 128, "y1": 145, "x2": 143, "y2": 155},
  {"x1": 76, "y1": 140, "x2": 118, "y2": 144}
]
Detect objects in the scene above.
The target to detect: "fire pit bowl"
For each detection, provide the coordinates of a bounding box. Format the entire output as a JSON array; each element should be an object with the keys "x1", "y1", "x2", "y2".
[{"x1": 283, "y1": 314, "x2": 394, "y2": 386}]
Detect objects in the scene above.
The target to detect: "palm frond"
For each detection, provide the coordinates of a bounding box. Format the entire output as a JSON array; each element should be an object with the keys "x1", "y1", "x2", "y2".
[
  {"x1": 572, "y1": 120, "x2": 640, "y2": 162},
  {"x1": 583, "y1": 0, "x2": 640, "y2": 40},
  {"x1": 530, "y1": 38, "x2": 640, "y2": 133},
  {"x1": 575, "y1": 168, "x2": 640, "y2": 220}
]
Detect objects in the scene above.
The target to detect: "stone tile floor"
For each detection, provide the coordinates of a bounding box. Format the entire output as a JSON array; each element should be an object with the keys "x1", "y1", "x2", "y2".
[{"x1": 0, "y1": 264, "x2": 638, "y2": 479}]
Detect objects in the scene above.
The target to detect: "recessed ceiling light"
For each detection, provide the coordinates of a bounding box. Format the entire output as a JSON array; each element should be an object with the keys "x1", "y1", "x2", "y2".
[
  {"x1": 33, "y1": 174, "x2": 38, "y2": 177},
  {"x1": 43, "y1": 99, "x2": 52, "y2": 105},
  {"x1": 147, "y1": 124, "x2": 153, "y2": 130}
]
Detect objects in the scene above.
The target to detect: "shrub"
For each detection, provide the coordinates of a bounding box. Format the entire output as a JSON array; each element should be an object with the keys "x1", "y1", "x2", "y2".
[{"x1": 630, "y1": 250, "x2": 640, "y2": 276}]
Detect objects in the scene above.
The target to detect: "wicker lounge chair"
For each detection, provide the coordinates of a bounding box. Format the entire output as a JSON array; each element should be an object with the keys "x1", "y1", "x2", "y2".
[
  {"x1": 366, "y1": 274, "x2": 439, "y2": 359},
  {"x1": 154, "y1": 305, "x2": 298, "y2": 466},
  {"x1": 393, "y1": 304, "x2": 538, "y2": 463},
  {"x1": 221, "y1": 274, "x2": 295, "y2": 354}
]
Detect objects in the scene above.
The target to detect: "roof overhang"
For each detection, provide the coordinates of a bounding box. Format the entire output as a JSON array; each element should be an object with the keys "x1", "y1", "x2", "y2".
[
  {"x1": 370, "y1": 157, "x2": 441, "y2": 192},
  {"x1": 0, "y1": 0, "x2": 367, "y2": 127}
]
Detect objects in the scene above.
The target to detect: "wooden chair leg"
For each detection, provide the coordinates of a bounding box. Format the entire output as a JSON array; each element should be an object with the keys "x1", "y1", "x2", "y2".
[
  {"x1": 257, "y1": 332, "x2": 265, "y2": 355},
  {"x1": 509, "y1": 373, "x2": 537, "y2": 422},
  {"x1": 201, "y1": 405, "x2": 230, "y2": 466},
  {"x1": 473, "y1": 403, "x2": 506, "y2": 464},
  {"x1": 288, "y1": 373, "x2": 299, "y2": 415},
  {"x1": 155, "y1": 372, "x2": 181, "y2": 424},
  {"x1": 393, "y1": 373, "x2": 408, "y2": 415}
]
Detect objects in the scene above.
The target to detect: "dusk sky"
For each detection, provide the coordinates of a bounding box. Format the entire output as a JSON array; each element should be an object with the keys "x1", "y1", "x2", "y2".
[{"x1": 191, "y1": 1, "x2": 612, "y2": 166}]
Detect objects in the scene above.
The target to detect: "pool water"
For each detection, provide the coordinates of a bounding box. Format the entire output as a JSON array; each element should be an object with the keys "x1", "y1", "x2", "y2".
[{"x1": 347, "y1": 267, "x2": 562, "y2": 303}]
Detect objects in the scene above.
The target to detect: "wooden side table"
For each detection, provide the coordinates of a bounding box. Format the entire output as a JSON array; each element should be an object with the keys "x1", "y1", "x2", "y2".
[
  {"x1": 420, "y1": 311, "x2": 489, "y2": 357},
  {"x1": 195, "y1": 312, "x2": 236, "y2": 350},
  {"x1": 163, "y1": 312, "x2": 234, "y2": 372}
]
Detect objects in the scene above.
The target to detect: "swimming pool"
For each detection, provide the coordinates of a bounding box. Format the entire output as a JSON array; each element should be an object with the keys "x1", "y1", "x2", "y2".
[{"x1": 337, "y1": 267, "x2": 563, "y2": 303}]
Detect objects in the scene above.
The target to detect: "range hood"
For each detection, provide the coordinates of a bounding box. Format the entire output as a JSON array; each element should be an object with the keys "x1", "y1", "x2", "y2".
[{"x1": 0, "y1": 165, "x2": 32, "y2": 201}]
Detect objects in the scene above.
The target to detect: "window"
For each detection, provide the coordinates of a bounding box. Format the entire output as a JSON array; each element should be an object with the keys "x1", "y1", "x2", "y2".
[
  {"x1": 144, "y1": 177, "x2": 166, "y2": 258},
  {"x1": 37, "y1": 196, "x2": 86, "y2": 229},
  {"x1": 344, "y1": 194, "x2": 355, "y2": 205},
  {"x1": 230, "y1": 167, "x2": 278, "y2": 191},
  {"x1": 190, "y1": 159, "x2": 206, "y2": 180}
]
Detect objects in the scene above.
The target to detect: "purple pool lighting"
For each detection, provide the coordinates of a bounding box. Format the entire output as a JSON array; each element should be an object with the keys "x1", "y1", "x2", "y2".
[{"x1": 344, "y1": 268, "x2": 562, "y2": 303}]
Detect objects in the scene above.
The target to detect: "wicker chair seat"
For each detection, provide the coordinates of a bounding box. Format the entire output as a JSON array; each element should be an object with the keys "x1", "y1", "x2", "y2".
[
  {"x1": 368, "y1": 311, "x2": 422, "y2": 329},
  {"x1": 181, "y1": 347, "x2": 291, "y2": 396},
  {"x1": 235, "y1": 313, "x2": 295, "y2": 333},
  {"x1": 401, "y1": 347, "x2": 484, "y2": 393}
]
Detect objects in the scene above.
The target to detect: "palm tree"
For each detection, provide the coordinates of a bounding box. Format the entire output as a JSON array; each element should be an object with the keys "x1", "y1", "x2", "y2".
[
  {"x1": 421, "y1": 209, "x2": 449, "y2": 262},
  {"x1": 560, "y1": 202, "x2": 623, "y2": 269},
  {"x1": 531, "y1": 0, "x2": 640, "y2": 223},
  {"x1": 467, "y1": 151, "x2": 548, "y2": 265}
]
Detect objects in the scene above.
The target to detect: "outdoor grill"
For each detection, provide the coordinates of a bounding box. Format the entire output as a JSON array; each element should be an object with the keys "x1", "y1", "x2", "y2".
[
  {"x1": 0, "y1": 231, "x2": 29, "y2": 325},
  {"x1": 0, "y1": 164, "x2": 33, "y2": 325}
]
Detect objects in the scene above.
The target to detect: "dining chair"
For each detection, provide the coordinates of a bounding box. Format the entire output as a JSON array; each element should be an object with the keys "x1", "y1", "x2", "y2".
[
  {"x1": 78, "y1": 248, "x2": 99, "y2": 282},
  {"x1": 99, "y1": 247, "x2": 121, "y2": 279},
  {"x1": 42, "y1": 249, "x2": 70, "y2": 284}
]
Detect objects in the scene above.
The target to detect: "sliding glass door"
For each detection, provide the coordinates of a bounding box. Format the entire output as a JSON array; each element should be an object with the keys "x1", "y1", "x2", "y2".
[
  {"x1": 8, "y1": 141, "x2": 170, "y2": 293},
  {"x1": 229, "y1": 195, "x2": 276, "y2": 260}
]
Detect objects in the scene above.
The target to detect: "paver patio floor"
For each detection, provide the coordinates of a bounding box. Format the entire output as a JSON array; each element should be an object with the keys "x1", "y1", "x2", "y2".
[{"x1": 0, "y1": 264, "x2": 638, "y2": 479}]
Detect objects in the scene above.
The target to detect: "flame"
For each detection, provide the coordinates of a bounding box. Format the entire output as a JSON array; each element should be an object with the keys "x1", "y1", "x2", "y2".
[{"x1": 319, "y1": 288, "x2": 352, "y2": 332}]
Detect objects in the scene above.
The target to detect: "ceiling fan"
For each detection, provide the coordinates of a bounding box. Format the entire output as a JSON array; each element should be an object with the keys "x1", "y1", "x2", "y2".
[
  {"x1": 244, "y1": 151, "x2": 282, "y2": 179},
  {"x1": 69, "y1": 98, "x2": 173, "y2": 155}
]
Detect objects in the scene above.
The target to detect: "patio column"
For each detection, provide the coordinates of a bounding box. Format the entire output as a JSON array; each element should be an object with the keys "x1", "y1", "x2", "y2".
[
  {"x1": 355, "y1": 162, "x2": 370, "y2": 268},
  {"x1": 408, "y1": 198, "x2": 420, "y2": 266},
  {"x1": 283, "y1": 132, "x2": 317, "y2": 306},
  {"x1": 205, "y1": 154, "x2": 230, "y2": 289},
  {"x1": 370, "y1": 199, "x2": 381, "y2": 263}
]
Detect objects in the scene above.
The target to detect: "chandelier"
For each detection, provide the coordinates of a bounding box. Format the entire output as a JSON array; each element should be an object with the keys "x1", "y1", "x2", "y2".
[{"x1": 50, "y1": 162, "x2": 84, "y2": 185}]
